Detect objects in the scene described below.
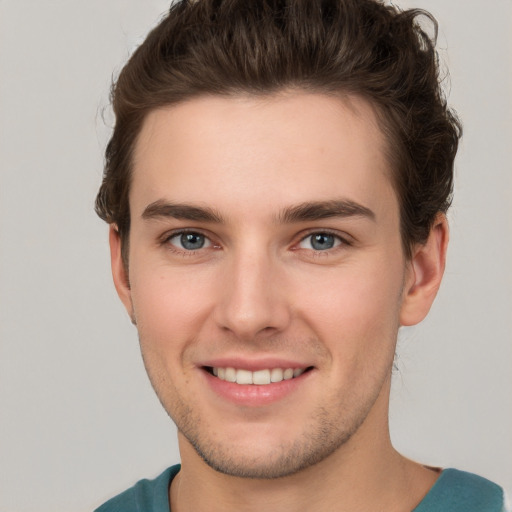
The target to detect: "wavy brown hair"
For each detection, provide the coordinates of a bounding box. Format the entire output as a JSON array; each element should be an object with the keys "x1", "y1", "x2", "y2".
[{"x1": 95, "y1": 0, "x2": 462, "y2": 263}]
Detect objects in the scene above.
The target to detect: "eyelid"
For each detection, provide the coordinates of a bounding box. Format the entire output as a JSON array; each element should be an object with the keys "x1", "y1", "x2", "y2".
[
  {"x1": 170, "y1": 232, "x2": 212, "y2": 248},
  {"x1": 160, "y1": 228, "x2": 219, "y2": 252},
  {"x1": 161, "y1": 227, "x2": 209, "y2": 241},
  {"x1": 298, "y1": 228, "x2": 351, "y2": 244},
  {"x1": 158, "y1": 227, "x2": 352, "y2": 254}
]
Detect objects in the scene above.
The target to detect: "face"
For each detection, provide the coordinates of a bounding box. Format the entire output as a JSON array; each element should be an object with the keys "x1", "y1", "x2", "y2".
[{"x1": 111, "y1": 92, "x2": 437, "y2": 479}]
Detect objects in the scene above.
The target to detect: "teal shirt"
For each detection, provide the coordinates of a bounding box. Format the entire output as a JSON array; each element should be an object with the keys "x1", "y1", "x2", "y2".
[{"x1": 95, "y1": 465, "x2": 507, "y2": 512}]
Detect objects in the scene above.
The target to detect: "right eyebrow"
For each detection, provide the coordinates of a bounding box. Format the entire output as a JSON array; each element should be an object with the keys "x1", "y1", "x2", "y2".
[{"x1": 141, "y1": 200, "x2": 224, "y2": 223}]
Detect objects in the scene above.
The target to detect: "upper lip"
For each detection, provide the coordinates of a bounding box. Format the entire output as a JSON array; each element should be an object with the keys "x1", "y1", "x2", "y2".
[{"x1": 199, "y1": 357, "x2": 312, "y2": 372}]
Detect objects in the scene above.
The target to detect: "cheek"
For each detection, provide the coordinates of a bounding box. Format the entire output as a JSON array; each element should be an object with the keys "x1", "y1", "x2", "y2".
[
  {"x1": 296, "y1": 261, "x2": 403, "y2": 362},
  {"x1": 130, "y1": 265, "x2": 216, "y2": 353}
]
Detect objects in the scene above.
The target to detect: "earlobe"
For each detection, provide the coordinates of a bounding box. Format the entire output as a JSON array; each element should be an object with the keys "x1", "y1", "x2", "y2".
[
  {"x1": 109, "y1": 225, "x2": 135, "y2": 321},
  {"x1": 400, "y1": 214, "x2": 449, "y2": 326}
]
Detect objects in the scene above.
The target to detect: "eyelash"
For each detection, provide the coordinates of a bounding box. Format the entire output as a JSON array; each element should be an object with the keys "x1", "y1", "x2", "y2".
[
  {"x1": 160, "y1": 230, "x2": 217, "y2": 256},
  {"x1": 295, "y1": 230, "x2": 351, "y2": 253},
  {"x1": 160, "y1": 229, "x2": 351, "y2": 256}
]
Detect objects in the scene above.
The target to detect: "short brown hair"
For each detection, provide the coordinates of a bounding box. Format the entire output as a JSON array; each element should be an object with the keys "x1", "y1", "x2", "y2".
[{"x1": 95, "y1": 0, "x2": 462, "y2": 262}]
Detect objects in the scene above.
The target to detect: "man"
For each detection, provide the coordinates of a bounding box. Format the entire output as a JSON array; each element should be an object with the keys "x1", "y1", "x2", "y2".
[{"x1": 94, "y1": 0, "x2": 507, "y2": 510}]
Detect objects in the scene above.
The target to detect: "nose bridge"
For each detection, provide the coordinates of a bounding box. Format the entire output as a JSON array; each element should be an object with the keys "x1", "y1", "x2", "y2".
[{"x1": 215, "y1": 242, "x2": 289, "y2": 339}]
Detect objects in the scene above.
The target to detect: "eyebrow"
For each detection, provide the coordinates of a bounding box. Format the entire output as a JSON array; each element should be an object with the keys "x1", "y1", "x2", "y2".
[
  {"x1": 142, "y1": 200, "x2": 224, "y2": 223},
  {"x1": 277, "y1": 200, "x2": 376, "y2": 223},
  {"x1": 141, "y1": 199, "x2": 375, "y2": 224}
]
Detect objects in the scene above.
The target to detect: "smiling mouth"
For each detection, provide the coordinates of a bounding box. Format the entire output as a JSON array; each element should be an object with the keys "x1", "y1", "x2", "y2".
[{"x1": 204, "y1": 366, "x2": 313, "y2": 385}]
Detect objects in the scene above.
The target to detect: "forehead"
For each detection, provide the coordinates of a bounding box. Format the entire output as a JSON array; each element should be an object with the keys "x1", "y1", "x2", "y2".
[{"x1": 130, "y1": 91, "x2": 396, "y2": 222}]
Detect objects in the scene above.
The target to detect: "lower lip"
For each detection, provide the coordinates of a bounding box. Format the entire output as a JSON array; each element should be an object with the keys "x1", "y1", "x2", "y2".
[{"x1": 202, "y1": 369, "x2": 312, "y2": 407}]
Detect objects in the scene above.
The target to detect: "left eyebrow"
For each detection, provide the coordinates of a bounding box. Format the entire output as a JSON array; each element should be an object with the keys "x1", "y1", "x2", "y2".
[{"x1": 276, "y1": 200, "x2": 376, "y2": 223}]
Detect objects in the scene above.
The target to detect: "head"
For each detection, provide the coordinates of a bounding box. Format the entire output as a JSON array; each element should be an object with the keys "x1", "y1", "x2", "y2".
[
  {"x1": 96, "y1": 0, "x2": 461, "y2": 480},
  {"x1": 95, "y1": 0, "x2": 461, "y2": 268}
]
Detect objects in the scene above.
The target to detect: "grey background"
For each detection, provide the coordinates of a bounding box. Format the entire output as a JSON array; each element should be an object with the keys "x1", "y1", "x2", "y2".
[{"x1": 0, "y1": 1, "x2": 510, "y2": 510}]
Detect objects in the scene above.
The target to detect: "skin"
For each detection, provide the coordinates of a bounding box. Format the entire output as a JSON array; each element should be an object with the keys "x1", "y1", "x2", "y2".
[{"x1": 110, "y1": 91, "x2": 448, "y2": 511}]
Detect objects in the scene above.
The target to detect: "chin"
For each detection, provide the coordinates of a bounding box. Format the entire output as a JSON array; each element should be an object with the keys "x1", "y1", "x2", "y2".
[{"x1": 180, "y1": 411, "x2": 359, "y2": 480}]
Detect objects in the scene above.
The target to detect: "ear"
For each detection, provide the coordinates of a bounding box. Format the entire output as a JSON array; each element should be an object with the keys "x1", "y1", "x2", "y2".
[
  {"x1": 109, "y1": 224, "x2": 135, "y2": 322},
  {"x1": 400, "y1": 214, "x2": 449, "y2": 326}
]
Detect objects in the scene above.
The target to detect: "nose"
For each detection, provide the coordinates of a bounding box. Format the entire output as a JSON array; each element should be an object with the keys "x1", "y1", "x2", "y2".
[{"x1": 213, "y1": 249, "x2": 291, "y2": 341}]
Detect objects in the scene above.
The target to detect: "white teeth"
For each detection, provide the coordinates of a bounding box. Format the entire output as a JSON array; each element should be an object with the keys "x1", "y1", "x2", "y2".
[
  {"x1": 283, "y1": 368, "x2": 294, "y2": 380},
  {"x1": 225, "y1": 367, "x2": 236, "y2": 383},
  {"x1": 252, "y1": 369, "x2": 271, "y2": 385},
  {"x1": 211, "y1": 366, "x2": 307, "y2": 385},
  {"x1": 270, "y1": 368, "x2": 283, "y2": 382},
  {"x1": 236, "y1": 369, "x2": 253, "y2": 385}
]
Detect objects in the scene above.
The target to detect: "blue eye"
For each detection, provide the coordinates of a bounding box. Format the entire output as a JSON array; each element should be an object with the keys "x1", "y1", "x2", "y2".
[
  {"x1": 169, "y1": 232, "x2": 211, "y2": 251},
  {"x1": 299, "y1": 233, "x2": 341, "y2": 251}
]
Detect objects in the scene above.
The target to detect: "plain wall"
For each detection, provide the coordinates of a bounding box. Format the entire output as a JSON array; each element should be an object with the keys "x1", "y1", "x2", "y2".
[{"x1": 0, "y1": 1, "x2": 510, "y2": 510}]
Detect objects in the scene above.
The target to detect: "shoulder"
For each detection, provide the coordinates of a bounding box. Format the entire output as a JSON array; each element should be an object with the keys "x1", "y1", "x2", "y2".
[
  {"x1": 94, "y1": 465, "x2": 181, "y2": 512},
  {"x1": 414, "y1": 468, "x2": 507, "y2": 512}
]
